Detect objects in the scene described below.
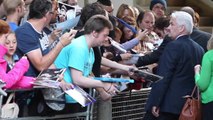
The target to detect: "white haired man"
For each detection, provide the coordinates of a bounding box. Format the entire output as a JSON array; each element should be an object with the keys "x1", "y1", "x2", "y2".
[{"x1": 144, "y1": 11, "x2": 204, "y2": 120}]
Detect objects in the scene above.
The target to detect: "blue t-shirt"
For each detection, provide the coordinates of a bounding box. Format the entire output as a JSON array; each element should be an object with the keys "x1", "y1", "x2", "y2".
[
  {"x1": 8, "y1": 22, "x2": 18, "y2": 32},
  {"x1": 54, "y1": 35, "x2": 94, "y2": 103},
  {"x1": 15, "y1": 22, "x2": 50, "y2": 77}
]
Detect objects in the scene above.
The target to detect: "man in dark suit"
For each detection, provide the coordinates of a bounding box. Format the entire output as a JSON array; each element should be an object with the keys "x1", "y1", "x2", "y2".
[{"x1": 144, "y1": 11, "x2": 204, "y2": 120}]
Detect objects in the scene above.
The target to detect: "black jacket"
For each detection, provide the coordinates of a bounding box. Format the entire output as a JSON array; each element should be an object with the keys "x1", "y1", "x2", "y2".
[{"x1": 191, "y1": 27, "x2": 211, "y2": 52}]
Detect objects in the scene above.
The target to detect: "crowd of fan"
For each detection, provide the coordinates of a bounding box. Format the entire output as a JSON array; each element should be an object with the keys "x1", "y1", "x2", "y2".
[{"x1": 0, "y1": 0, "x2": 212, "y2": 119}]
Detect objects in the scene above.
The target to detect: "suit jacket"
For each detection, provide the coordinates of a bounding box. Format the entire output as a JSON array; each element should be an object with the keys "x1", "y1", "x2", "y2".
[
  {"x1": 145, "y1": 35, "x2": 204, "y2": 114},
  {"x1": 191, "y1": 27, "x2": 211, "y2": 52},
  {"x1": 135, "y1": 36, "x2": 172, "y2": 67}
]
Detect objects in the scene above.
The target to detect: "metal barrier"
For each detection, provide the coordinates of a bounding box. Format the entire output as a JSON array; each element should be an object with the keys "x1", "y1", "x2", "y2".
[
  {"x1": 92, "y1": 88, "x2": 151, "y2": 120},
  {"x1": 0, "y1": 88, "x2": 151, "y2": 120},
  {"x1": 112, "y1": 88, "x2": 151, "y2": 120}
]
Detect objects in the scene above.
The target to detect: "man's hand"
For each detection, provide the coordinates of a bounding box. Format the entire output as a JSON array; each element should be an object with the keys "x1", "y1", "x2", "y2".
[
  {"x1": 57, "y1": 74, "x2": 64, "y2": 82},
  {"x1": 136, "y1": 29, "x2": 149, "y2": 41},
  {"x1": 103, "y1": 83, "x2": 119, "y2": 96},
  {"x1": 59, "y1": 80, "x2": 74, "y2": 91},
  {"x1": 60, "y1": 29, "x2": 77, "y2": 47},
  {"x1": 127, "y1": 65, "x2": 138, "y2": 76},
  {"x1": 152, "y1": 106, "x2": 160, "y2": 117},
  {"x1": 50, "y1": 29, "x2": 62, "y2": 41}
]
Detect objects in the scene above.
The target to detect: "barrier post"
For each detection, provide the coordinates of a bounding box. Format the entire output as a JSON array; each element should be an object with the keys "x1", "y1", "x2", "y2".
[{"x1": 97, "y1": 99, "x2": 112, "y2": 120}]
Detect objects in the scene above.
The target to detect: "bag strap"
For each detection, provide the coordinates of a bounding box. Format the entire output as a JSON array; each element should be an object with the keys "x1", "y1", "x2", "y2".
[
  {"x1": 5, "y1": 93, "x2": 15, "y2": 104},
  {"x1": 197, "y1": 86, "x2": 200, "y2": 100},
  {"x1": 190, "y1": 86, "x2": 196, "y2": 96},
  {"x1": 191, "y1": 86, "x2": 200, "y2": 100}
]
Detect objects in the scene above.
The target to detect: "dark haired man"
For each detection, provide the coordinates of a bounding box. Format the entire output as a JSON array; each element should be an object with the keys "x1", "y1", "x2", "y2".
[
  {"x1": 74, "y1": 3, "x2": 135, "y2": 119},
  {"x1": 15, "y1": 0, "x2": 76, "y2": 77},
  {"x1": 15, "y1": 0, "x2": 76, "y2": 116},
  {"x1": 75, "y1": 2, "x2": 106, "y2": 78},
  {"x1": 54, "y1": 15, "x2": 118, "y2": 104}
]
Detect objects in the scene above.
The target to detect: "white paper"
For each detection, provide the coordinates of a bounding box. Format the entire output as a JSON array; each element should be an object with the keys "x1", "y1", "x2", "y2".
[{"x1": 65, "y1": 85, "x2": 96, "y2": 107}]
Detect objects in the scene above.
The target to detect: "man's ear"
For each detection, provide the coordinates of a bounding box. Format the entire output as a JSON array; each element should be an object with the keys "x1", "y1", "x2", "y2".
[
  {"x1": 92, "y1": 31, "x2": 98, "y2": 38},
  {"x1": 43, "y1": 12, "x2": 51, "y2": 21},
  {"x1": 179, "y1": 25, "x2": 185, "y2": 34}
]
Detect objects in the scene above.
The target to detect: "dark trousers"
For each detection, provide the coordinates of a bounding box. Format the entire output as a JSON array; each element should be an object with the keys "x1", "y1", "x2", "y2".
[
  {"x1": 143, "y1": 112, "x2": 179, "y2": 120},
  {"x1": 202, "y1": 101, "x2": 213, "y2": 120},
  {"x1": 143, "y1": 111, "x2": 157, "y2": 120},
  {"x1": 157, "y1": 112, "x2": 179, "y2": 120}
]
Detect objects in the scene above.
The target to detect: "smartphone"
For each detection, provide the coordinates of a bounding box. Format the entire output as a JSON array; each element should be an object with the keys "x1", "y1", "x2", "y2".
[{"x1": 62, "y1": 29, "x2": 70, "y2": 34}]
